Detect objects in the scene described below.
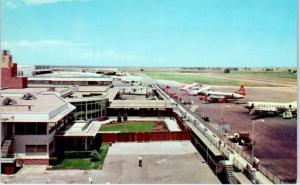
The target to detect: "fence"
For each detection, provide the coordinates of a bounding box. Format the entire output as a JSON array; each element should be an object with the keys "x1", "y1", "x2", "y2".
[{"x1": 101, "y1": 131, "x2": 190, "y2": 143}]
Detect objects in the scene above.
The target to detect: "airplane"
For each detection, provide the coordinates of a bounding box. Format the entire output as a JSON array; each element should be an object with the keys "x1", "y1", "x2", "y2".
[
  {"x1": 244, "y1": 100, "x2": 297, "y2": 118},
  {"x1": 202, "y1": 85, "x2": 246, "y2": 103},
  {"x1": 188, "y1": 86, "x2": 212, "y2": 96},
  {"x1": 179, "y1": 83, "x2": 201, "y2": 91}
]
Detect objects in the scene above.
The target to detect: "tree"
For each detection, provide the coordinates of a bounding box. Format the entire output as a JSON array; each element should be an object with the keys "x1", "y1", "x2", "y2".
[
  {"x1": 224, "y1": 68, "x2": 231, "y2": 73},
  {"x1": 123, "y1": 112, "x2": 128, "y2": 122},
  {"x1": 288, "y1": 69, "x2": 292, "y2": 73},
  {"x1": 140, "y1": 68, "x2": 144, "y2": 72},
  {"x1": 117, "y1": 113, "x2": 122, "y2": 123}
]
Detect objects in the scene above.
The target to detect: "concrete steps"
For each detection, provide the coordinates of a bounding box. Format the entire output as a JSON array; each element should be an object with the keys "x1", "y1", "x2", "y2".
[
  {"x1": 225, "y1": 164, "x2": 238, "y2": 184},
  {"x1": 1, "y1": 139, "x2": 12, "y2": 158}
]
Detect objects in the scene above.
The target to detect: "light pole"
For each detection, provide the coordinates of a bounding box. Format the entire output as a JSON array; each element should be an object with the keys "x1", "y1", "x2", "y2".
[
  {"x1": 220, "y1": 105, "x2": 231, "y2": 136},
  {"x1": 251, "y1": 119, "x2": 264, "y2": 166},
  {"x1": 202, "y1": 97, "x2": 205, "y2": 118}
]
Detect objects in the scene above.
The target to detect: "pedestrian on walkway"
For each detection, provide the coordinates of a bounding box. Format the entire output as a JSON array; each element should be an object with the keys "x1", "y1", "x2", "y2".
[{"x1": 138, "y1": 155, "x2": 143, "y2": 167}]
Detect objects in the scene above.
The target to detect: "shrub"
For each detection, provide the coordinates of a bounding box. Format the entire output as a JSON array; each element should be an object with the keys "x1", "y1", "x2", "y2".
[{"x1": 90, "y1": 150, "x2": 100, "y2": 161}]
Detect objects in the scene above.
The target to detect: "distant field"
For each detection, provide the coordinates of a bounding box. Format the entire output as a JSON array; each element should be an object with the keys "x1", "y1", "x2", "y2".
[
  {"x1": 99, "y1": 122, "x2": 160, "y2": 132},
  {"x1": 146, "y1": 72, "x2": 286, "y2": 86},
  {"x1": 224, "y1": 72, "x2": 297, "y2": 82}
]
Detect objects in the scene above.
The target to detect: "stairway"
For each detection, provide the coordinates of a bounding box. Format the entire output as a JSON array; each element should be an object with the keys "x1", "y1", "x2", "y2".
[
  {"x1": 225, "y1": 164, "x2": 238, "y2": 184},
  {"x1": 1, "y1": 139, "x2": 12, "y2": 158}
]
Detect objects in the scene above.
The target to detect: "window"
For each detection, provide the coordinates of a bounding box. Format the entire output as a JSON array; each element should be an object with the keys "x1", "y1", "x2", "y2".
[
  {"x1": 37, "y1": 145, "x2": 47, "y2": 152},
  {"x1": 25, "y1": 145, "x2": 36, "y2": 153},
  {"x1": 16, "y1": 123, "x2": 47, "y2": 135},
  {"x1": 26, "y1": 123, "x2": 36, "y2": 135},
  {"x1": 15, "y1": 123, "x2": 26, "y2": 135},
  {"x1": 26, "y1": 145, "x2": 47, "y2": 153},
  {"x1": 37, "y1": 123, "x2": 47, "y2": 135}
]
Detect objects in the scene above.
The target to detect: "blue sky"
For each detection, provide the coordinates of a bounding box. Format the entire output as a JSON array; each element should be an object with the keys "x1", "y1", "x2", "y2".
[{"x1": 2, "y1": 0, "x2": 297, "y2": 67}]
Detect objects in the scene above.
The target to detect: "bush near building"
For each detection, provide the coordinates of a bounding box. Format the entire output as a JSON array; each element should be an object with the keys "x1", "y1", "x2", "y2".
[{"x1": 49, "y1": 143, "x2": 109, "y2": 170}]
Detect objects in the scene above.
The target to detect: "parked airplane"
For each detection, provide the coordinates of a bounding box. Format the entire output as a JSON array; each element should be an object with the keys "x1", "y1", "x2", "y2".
[
  {"x1": 202, "y1": 85, "x2": 246, "y2": 103},
  {"x1": 179, "y1": 83, "x2": 200, "y2": 91},
  {"x1": 244, "y1": 101, "x2": 297, "y2": 118},
  {"x1": 188, "y1": 86, "x2": 212, "y2": 96}
]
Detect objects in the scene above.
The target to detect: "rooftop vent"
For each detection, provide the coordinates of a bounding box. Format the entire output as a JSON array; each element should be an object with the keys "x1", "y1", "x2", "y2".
[
  {"x1": 22, "y1": 93, "x2": 36, "y2": 100},
  {"x1": 1, "y1": 97, "x2": 17, "y2": 106}
]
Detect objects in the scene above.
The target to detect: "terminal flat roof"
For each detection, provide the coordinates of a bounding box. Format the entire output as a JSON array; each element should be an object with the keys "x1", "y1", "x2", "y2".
[
  {"x1": 107, "y1": 89, "x2": 120, "y2": 102},
  {"x1": 1, "y1": 94, "x2": 65, "y2": 113},
  {"x1": 186, "y1": 121, "x2": 222, "y2": 157},
  {"x1": 29, "y1": 77, "x2": 112, "y2": 82},
  {"x1": 1, "y1": 93, "x2": 75, "y2": 122},
  {"x1": 1, "y1": 87, "x2": 76, "y2": 97},
  {"x1": 56, "y1": 121, "x2": 101, "y2": 137},
  {"x1": 233, "y1": 172, "x2": 252, "y2": 184},
  {"x1": 110, "y1": 100, "x2": 172, "y2": 109},
  {"x1": 78, "y1": 86, "x2": 110, "y2": 92}
]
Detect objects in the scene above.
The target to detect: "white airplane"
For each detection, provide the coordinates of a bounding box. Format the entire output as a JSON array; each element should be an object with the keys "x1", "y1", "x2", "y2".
[
  {"x1": 188, "y1": 86, "x2": 212, "y2": 96},
  {"x1": 244, "y1": 101, "x2": 297, "y2": 117},
  {"x1": 179, "y1": 83, "x2": 200, "y2": 91},
  {"x1": 204, "y1": 85, "x2": 246, "y2": 102}
]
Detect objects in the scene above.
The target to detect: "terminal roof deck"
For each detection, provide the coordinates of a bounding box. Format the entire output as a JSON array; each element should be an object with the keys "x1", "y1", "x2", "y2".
[
  {"x1": 1, "y1": 93, "x2": 75, "y2": 122},
  {"x1": 107, "y1": 89, "x2": 120, "y2": 102},
  {"x1": 110, "y1": 100, "x2": 172, "y2": 109},
  {"x1": 29, "y1": 77, "x2": 112, "y2": 82}
]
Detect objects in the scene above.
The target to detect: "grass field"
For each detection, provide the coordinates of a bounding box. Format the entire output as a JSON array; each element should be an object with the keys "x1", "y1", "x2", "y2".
[
  {"x1": 146, "y1": 71, "x2": 296, "y2": 86},
  {"x1": 146, "y1": 72, "x2": 278, "y2": 86},
  {"x1": 99, "y1": 122, "x2": 158, "y2": 132},
  {"x1": 50, "y1": 143, "x2": 109, "y2": 170},
  {"x1": 224, "y1": 71, "x2": 297, "y2": 82}
]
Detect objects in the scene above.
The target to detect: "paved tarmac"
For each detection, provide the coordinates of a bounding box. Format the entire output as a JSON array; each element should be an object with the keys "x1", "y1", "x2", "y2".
[{"x1": 1, "y1": 141, "x2": 220, "y2": 184}]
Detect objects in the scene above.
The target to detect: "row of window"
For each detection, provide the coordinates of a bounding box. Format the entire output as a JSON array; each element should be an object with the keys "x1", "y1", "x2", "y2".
[
  {"x1": 72, "y1": 101, "x2": 104, "y2": 112},
  {"x1": 29, "y1": 80, "x2": 111, "y2": 86},
  {"x1": 15, "y1": 123, "x2": 47, "y2": 135},
  {"x1": 75, "y1": 110, "x2": 105, "y2": 120},
  {"x1": 25, "y1": 145, "x2": 47, "y2": 153}
]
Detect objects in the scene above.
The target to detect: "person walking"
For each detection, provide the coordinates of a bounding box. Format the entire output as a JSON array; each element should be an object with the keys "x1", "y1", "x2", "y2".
[{"x1": 138, "y1": 155, "x2": 143, "y2": 167}]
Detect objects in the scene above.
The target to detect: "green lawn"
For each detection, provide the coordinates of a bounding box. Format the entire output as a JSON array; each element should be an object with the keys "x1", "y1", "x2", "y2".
[
  {"x1": 146, "y1": 71, "x2": 297, "y2": 86},
  {"x1": 50, "y1": 143, "x2": 109, "y2": 170},
  {"x1": 146, "y1": 72, "x2": 280, "y2": 86},
  {"x1": 224, "y1": 71, "x2": 297, "y2": 82},
  {"x1": 99, "y1": 122, "x2": 157, "y2": 132}
]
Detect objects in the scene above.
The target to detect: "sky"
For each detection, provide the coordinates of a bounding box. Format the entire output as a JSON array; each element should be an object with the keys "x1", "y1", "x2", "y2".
[{"x1": 1, "y1": 0, "x2": 297, "y2": 67}]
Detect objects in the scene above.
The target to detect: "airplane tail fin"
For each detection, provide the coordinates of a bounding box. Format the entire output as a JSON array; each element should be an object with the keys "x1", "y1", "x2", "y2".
[{"x1": 237, "y1": 85, "x2": 246, "y2": 96}]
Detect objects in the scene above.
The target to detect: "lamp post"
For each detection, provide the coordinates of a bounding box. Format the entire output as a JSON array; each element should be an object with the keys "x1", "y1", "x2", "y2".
[
  {"x1": 220, "y1": 105, "x2": 231, "y2": 136},
  {"x1": 202, "y1": 97, "x2": 205, "y2": 118},
  {"x1": 251, "y1": 119, "x2": 264, "y2": 166}
]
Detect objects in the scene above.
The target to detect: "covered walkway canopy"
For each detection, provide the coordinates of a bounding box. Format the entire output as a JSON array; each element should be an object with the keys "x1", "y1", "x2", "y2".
[{"x1": 109, "y1": 100, "x2": 172, "y2": 109}]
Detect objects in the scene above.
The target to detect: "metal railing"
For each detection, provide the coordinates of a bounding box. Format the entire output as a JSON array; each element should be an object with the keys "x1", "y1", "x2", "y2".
[
  {"x1": 1, "y1": 154, "x2": 16, "y2": 163},
  {"x1": 156, "y1": 84, "x2": 286, "y2": 184},
  {"x1": 181, "y1": 105, "x2": 284, "y2": 183}
]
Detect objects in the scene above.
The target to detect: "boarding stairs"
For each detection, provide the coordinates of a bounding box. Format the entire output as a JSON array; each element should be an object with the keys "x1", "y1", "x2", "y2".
[{"x1": 225, "y1": 164, "x2": 238, "y2": 184}]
